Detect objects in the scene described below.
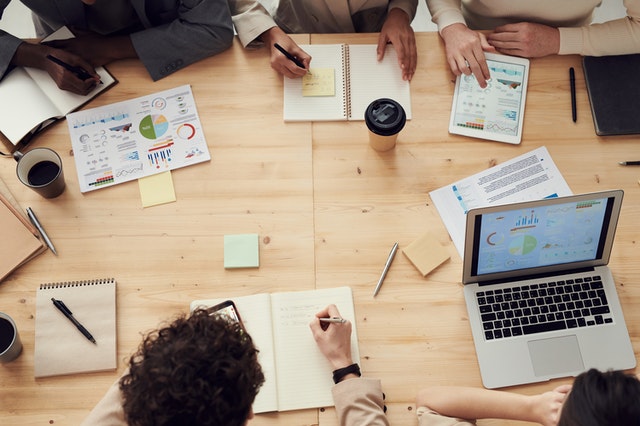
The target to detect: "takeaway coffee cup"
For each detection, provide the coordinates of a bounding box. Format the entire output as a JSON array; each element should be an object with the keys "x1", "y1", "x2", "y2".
[
  {"x1": 0, "y1": 312, "x2": 22, "y2": 363},
  {"x1": 14, "y1": 147, "x2": 66, "y2": 198},
  {"x1": 365, "y1": 98, "x2": 406, "y2": 152}
]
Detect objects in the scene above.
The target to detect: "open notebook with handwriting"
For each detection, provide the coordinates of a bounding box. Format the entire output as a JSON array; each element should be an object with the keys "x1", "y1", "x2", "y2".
[
  {"x1": 191, "y1": 286, "x2": 358, "y2": 413},
  {"x1": 283, "y1": 44, "x2": 411, "y2": 121},
  {"x1": 34, "y1": 278, "x2": 117, "y2": 378}
]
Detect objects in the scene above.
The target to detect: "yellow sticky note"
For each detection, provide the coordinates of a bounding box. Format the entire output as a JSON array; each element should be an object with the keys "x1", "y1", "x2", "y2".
[
  {"x1": 302, "y1": 68, "x2": 335, "y2": 97},
  {"x1": 402, "y1": 232, "x2": 450, "y2": 277},
  {"x1": 138, "y1": 171, "x2": 176, "y2": 208}
]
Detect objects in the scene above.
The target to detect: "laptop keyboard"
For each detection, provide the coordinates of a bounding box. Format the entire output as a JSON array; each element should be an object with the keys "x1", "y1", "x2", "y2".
[{"x1": 477, "y1": 275, "x2": 613, "y2": 341}]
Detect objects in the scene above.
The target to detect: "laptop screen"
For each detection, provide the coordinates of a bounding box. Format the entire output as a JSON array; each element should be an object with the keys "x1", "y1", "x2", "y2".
[{"x1": 463, "y1": 191, "x2": 623, "y2": 284}]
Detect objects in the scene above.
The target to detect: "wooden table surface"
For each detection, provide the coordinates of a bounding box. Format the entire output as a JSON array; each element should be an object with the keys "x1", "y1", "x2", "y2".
[{"x1": 1, "y1": 32, "x2": 638, "y2": 426}]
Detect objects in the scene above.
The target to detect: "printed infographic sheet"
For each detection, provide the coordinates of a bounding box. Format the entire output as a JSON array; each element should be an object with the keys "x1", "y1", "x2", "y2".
[{"x1": 67, "y1": 85, "x2": 209, "y2": 192}]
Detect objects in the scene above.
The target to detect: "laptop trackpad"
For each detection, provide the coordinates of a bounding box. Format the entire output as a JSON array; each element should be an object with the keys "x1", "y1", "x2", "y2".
[{"x1": 528, "y1": 335, "x2": 584, "y2": 377}]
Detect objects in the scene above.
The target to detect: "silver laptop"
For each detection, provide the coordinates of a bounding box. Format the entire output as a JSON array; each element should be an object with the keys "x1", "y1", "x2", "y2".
[{"x1": 462, "y1": 190, "x2": 636, "y2": 389}]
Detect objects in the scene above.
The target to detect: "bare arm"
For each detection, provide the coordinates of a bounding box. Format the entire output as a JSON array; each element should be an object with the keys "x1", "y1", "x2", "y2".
[{"x1": 416, "y1": 384, "x2": 571, "y2": 426}]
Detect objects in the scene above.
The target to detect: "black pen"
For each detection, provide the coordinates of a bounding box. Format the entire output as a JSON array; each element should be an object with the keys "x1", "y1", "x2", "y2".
[
  {"x1": 26, "y1": 207, "x2": 57, "y2": 255},
  {"x1": 569, "y1": 67, "x2": 577, "y2": 123},
  {"x1": 619, "y1": 161, "x2": 640, "y2": 166},
  {"x1": 273, "y1": 43, "x2": 310, "y2": 73},
  {"x1": 46, "y1": 54, "x2": 102, "y2": 83},
  {"x1": 51, "y1": 297, "x2": 96, "y2": 344}
]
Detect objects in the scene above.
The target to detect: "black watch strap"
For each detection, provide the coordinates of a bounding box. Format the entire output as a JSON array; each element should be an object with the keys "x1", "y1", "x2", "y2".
[{"x1": 332, "y1": 363, "x2": 361, "y2": 384}]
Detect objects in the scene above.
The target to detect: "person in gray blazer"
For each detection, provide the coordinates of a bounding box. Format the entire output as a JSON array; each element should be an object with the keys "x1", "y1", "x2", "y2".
[{"x1": 0, "y1": 0, "x2": 234, "y2": 95}]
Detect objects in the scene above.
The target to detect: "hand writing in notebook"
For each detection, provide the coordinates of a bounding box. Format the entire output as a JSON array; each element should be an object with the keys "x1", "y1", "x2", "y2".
[
  {"x1": 248, "y1": 3, "x2": 417, "y2": 81},
  {"x1": 309, "y1": 304, "x2": 359, "y2": 377},
  {"x1": 262, "y1": 28, "x2": 312, "y2": 79}
]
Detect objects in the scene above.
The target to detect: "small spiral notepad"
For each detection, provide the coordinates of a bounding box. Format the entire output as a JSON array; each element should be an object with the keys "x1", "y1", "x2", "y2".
[{"x1": 34, "y1": 278, "x2": 117, "y2": 378}]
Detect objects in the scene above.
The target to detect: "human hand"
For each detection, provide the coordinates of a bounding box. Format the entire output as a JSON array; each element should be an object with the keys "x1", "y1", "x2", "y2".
[
  {"x1": 261, "y1": 27, "x2": 311, "y2": 78},
  {"x1": 377, "y1": 8, "x2": 417, "y2": 81},
  {"x1": 487, "y1": 22, "x2": 560, "y2": 58},
  {"x1": 309, "y1": 304, "x2": 353, "y2": 370},
  {"x1": 530, "y1": 384, "x2": 571, "y2": 426},
  {"x1": 440, "y1": 23, "x2": 494, "y2": 88},
  {"x1": 43, "y1": 29, "x2": 136, "y2": 67}
]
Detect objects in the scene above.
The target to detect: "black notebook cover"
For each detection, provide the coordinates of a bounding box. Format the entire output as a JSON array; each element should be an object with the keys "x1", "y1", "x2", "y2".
[{"x1": 583, "y1": 54, "x2": 640, "y2": 136}]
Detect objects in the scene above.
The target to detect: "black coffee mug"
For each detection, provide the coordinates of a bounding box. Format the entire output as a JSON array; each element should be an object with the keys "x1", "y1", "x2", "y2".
[
  {"x1": 0, "y1": 312, "x2": 22, "y2": 363},
  {"x1": 14, "y1": 148, "x2": 65, "y2": 198}
]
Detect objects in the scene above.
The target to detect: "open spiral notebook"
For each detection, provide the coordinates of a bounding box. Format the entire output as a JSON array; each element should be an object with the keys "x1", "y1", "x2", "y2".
[{"x1": 283, "y1": 44, "x2": 412, "y2": 121}]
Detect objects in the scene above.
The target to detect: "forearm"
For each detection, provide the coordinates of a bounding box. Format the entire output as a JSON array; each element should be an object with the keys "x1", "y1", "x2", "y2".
[
  {"x1": 388, "y1": 0, "x2": 419, "y2": 22},
  {"x1": 425, "y1": 0, "x2": 466, "y2": 33},
  {"x1": 416, "y1": 386, "x2": 539, "y2": 423},
  {"x1": 228, "y1": 0, "x2": 277, "y2": 47}
]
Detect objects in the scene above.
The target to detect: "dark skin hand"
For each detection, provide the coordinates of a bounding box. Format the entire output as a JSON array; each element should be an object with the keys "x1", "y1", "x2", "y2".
[
  {"x1": 12, "y1": 42, "x2": 100, "y2": 95},
  {"x1": 10, "y1": 28, "x2": 137, "y2": 95}
]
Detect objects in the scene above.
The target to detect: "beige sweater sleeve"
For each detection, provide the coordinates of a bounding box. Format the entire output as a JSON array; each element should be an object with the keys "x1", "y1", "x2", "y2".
[
  {"x1": 559, "y1": 0, "x2": 640, "y2": 55},
  {"x1": 332, "y1": 378, "x2": 390, "y2": 426}
]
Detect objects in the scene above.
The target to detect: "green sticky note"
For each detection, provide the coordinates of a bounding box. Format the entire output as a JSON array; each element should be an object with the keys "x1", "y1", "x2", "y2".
[{"x1": 224, "y1": 234, "x2": 259, "y2": 269}]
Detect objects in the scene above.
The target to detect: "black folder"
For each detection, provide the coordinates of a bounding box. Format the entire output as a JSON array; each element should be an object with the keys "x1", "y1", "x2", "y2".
[{"x1": 582, "y1": 54, "x2": 640, "y2": 136}]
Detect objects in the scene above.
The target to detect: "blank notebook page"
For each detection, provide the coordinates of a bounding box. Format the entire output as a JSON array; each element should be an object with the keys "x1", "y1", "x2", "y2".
[{"x1": 347, "y1": 44, "x2": 412, "y2": 120}]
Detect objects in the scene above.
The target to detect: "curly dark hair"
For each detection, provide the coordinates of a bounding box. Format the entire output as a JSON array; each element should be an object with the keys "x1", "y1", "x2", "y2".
[
  {"x1": 558, "y1": 368, "x2": 640, "y2": 426},
  {"x1": 119, "y1": 308, "x2": 265, "y2": 426}
]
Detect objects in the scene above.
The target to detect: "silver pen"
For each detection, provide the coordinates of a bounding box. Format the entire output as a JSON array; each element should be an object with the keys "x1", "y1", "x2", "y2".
[
  {"x1": 319, "y1": 317, "x2": 347, "y2": 324},
  {"x1": 26, "y1": 207, "x2": 57, "y2": 255},
  {"x1": 373, "y1": 242, "x2": 398, "y2": 297}
]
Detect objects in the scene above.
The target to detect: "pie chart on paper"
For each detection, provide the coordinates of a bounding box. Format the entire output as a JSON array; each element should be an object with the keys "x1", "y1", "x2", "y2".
[{"x1": 139, "y1": 114, "x2": 169, "y2": 139}]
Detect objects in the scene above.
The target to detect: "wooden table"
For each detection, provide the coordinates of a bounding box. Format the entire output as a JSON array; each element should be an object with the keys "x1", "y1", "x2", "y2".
[{"x1": 1, "y1": 32, "x2": 638, "y2": 426}]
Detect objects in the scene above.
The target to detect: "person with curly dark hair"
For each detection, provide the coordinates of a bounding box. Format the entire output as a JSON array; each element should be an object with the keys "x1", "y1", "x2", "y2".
[{"x1": 81, "y1": 308, "x2": 264, "y2": 426}]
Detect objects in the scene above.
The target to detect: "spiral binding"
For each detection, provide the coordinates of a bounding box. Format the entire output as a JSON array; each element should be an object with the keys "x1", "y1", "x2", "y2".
[
  {"x1": 39, "y1": 278, "x2": 115, "y2": 290},
  {"x1": 342, "y1": 44, "x2": 351, "y2": 119}
]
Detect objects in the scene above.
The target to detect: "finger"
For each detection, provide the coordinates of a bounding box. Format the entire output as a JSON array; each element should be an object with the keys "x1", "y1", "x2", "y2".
[
  {"x1": 470, "y1": 48, "x2": 490, "y2": 84},
  {"x1": 326, "y1": 304, "x2": 341, "y2": 318},
  {"x1": 403, "y1": 36, "x2": 417, "y2": 81},
  {"x1": 553, "y1": 384, "x2": 573, "y2": 394},
  {"x1": 314, "y1": 305, "x2": 332, "y2": 319},
  {"x1": 493, "y1": 23, "x2": 520, "y2": 34},
  {"x1": 376, "y1": 32, "x2": 390, "y2": 61},
  {"x1": 455, "y1": 55, "x2": 472, "y2": 76}
]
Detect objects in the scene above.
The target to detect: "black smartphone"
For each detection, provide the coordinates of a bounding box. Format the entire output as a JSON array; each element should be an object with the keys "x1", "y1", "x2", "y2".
[{"x1": 208, "y1": 300, "x2": 243, "y2": 327}]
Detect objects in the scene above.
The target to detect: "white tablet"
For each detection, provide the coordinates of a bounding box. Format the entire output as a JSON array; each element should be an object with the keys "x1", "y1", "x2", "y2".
[{"x1": 448, "y1": 52, "x2": 530, "y2": 144}]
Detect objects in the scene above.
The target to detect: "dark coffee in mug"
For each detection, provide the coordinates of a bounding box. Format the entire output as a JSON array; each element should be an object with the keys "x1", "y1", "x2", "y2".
[
  {"x1": 27, "y1": 160, "x2": 60, "y2": 186},
  {"x1": 0, "y1": 317, "x2": 16, "y2": 353}
]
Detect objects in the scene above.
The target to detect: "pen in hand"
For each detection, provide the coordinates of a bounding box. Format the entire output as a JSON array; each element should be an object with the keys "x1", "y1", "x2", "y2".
[
  {"x1": 46, "y1": 54, "x2": 102, "y2": 84},
  {"x1": 273, "y1": 43, "x2": 311, "y2": 74},
  {"x1": 319, "y1": 317, "x2": 347, "y2": 324},
  {"x1": 51, "y1": 297, "x2": 96, "y2": 344}
]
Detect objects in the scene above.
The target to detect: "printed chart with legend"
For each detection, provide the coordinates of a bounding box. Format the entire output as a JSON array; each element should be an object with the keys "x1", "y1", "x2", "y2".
[
  {"x1": 67, "y1": 85, "x2": 210, "y2": 192},
  {"x1": 449, "y1": 54, "x2": 529, "y2": 144}
]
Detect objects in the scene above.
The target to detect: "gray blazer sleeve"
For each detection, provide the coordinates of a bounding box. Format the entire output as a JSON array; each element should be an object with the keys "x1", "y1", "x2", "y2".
[
  {"x1": 0, "y1": 0, "x2": 25, "y2": 78},
  {"x1": 130, "y1": 0, "x2": 235, "y2": 80}
]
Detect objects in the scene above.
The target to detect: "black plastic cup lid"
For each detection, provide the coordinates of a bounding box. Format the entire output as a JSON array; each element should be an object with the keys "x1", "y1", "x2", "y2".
[{"x1": 364, "y1": 98, "x2": 406, "y2": 136}]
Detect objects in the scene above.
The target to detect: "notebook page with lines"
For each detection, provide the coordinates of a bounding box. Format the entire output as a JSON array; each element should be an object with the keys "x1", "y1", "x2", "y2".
[{"x1": 283, "y1": 44, "x2": 411, "y2": 121}]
